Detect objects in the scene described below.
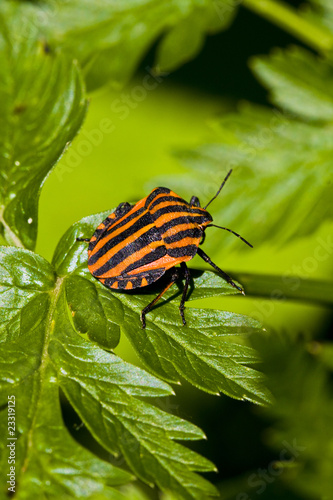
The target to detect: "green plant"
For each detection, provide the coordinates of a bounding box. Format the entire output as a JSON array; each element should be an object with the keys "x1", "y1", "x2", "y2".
[{"x1": 0, "y1": 1, "x2": 333, "y2": 500}]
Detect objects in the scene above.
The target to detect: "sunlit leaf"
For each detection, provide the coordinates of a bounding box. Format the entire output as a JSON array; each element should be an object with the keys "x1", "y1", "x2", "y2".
[
  {"x1": 0, "y1": 247, "x2": 131, "y2": 499},
  {"x1": 251, "y1": 46, "x2": 333, "y2": 121},
  {"x1": 0, "y1": 242, "x2": 221, "y2": 499},
  {"x1": 0, "y1": 8, "x2": 87, "y2": 249}
]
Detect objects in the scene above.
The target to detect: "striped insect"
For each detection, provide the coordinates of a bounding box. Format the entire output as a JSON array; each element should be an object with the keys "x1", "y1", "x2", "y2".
[{"x1": 77, "y1": 169, "x2": 252, "y2": 328}]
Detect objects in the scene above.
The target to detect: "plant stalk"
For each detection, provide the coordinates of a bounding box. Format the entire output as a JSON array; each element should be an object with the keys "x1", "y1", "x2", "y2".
[
  {"x1": 243, "y1": 0, "x2": 333, "y2": 54},
  {"x1": 233, "y1": 272, "x2": 333, "y2": 307}
]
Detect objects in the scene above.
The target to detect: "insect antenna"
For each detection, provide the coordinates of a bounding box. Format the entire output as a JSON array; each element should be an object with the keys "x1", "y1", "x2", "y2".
[
  {"x1": 206, "y1": 224, "x2": 253, "y2": 248},
  {"x1": 203, "y1": 169, "x2": 232, "y2": 210}
]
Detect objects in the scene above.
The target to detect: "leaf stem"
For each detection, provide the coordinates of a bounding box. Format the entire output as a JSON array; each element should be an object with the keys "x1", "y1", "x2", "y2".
[
  {"x1": 20, "y1": 276, "x2": 64, "y2": 484},
  {"x1": 0, "y1": 205, "x2": 25, "y2": 248},
  {"x1": 233, "y1": 272, "x2": 333, "y2": 307},
  {"x1": 243, "y1": 0, "x2": 333, "y2": 54}
]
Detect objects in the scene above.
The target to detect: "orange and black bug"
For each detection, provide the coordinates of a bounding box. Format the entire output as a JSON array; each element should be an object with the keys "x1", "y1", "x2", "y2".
[{"x1": 77, "y1": 169, "x2": 252, "y2": 328}]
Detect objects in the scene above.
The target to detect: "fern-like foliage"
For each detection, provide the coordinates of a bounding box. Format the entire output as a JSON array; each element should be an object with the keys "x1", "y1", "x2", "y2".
[{"x1": 151, "y1": 46, "x2": 333, "y2": 254}]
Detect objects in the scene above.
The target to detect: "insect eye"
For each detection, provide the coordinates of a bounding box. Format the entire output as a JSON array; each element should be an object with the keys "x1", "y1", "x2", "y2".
[
  {"x1": 115, "y1": 202, "x2": 131, "y2": 216},
  {"x1": 190, "y1": 196, "x2": 200, "y2": 207}
]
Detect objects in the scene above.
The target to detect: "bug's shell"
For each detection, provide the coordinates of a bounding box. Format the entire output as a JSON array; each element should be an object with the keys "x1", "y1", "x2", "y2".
[{"x1": 87, "y1": 187, "x2": 212, "y2": 290}]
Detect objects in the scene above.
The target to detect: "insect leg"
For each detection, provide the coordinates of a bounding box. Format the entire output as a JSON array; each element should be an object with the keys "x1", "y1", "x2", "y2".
[
  {"x1": 179, "y1": 262, "x2": 191, "y2": 326},
  {"x1": 76, "y1": 238, "x2": 90, "y2": 242},
  {"x1": 196, "y1": 247, "x2": 244, "y2": 295},
  {"x1": 140, "y1": 268, "x2": 180, "y2": 329}
]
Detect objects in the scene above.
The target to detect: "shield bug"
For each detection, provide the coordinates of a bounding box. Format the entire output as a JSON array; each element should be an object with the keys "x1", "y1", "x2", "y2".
[{"x1": 77, "y1": 169, "x2": 252, "y2": 328}]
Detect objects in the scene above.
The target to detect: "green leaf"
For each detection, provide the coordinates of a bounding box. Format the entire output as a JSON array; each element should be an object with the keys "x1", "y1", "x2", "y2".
[
  {"x1": 65, "y1": 274, "x2": 121, "y2": 350},
  {"x1": 0, "y1": 8, "x2": 87, "y2": 250},
  {"x1": 0, "y1": 247, "x2": 131, "y2": 499},
  {"x1": 0, "y1": 247, "x2": 55, "y2": 387},
  {"x1": 51, "y1": 302, "x2": 218, "y2": 498},
  {"x1": 251, "y1": 331, "x2": 333, "y2": 500},
  {"x1": 120, "y1": 484, "x2": 157, "y2": 500},
  {"x1": 185, "y1": 269, "x2": 242, "y2": 301},
  {"x1": 0, "y1": 245, "x2": 220, "y2": 499},
  {"x1": 120, "y1": 301, "x2": 269, "y2": 404},
  {"x1": 303, "y1": 0, "x2": 333, "y2": 46},
  {"x1": 251, "y1": 46, "x2": 333, "y2": 122},
  {"x1": 52, "y1": 210, "x2": 111, "y2": 276},
  {"x1": 0, "y1": 366, "x2": 131, "y2": 500},
  {"x1": 151, "y1": 103, "x2": 333, "y2": 253},
  {"x1": 156, "y1": 2, "x2": 236, "y2": 72},
  {"x1": 5, "y1": 0, "x2": 236, "y2": 91},
  {"x1": 317, "y1": 341, "x2": 333, "y2": 370},
  {"x1": 55, "y1": 211, "x2": 271, "y2": 406}
]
